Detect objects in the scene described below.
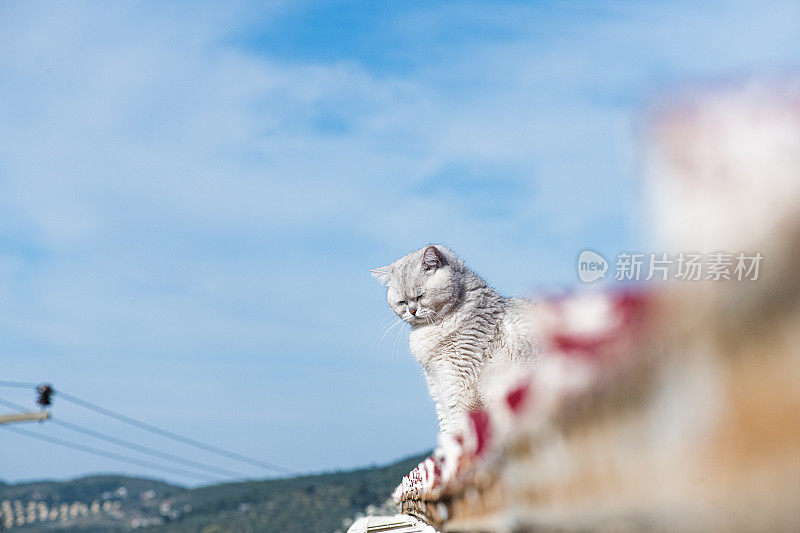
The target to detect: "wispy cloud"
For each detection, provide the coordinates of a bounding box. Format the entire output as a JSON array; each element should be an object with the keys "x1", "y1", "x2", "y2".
[{"x1": 0, "y1": 0, "x2": 798, "y2": 483}]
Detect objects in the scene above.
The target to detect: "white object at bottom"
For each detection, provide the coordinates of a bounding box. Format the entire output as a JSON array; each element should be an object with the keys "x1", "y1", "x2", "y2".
[{"x1": 347, "y1": 514, "x2": 438, "y2": 533}]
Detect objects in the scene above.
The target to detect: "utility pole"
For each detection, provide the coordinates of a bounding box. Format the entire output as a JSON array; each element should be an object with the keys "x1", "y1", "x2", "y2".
[
  {"x1": 0, "y1": 383, "x2": 53, "y2": 425},
  {"x1": 0, "y1": 411, "x2": 49, "y2": 425}
]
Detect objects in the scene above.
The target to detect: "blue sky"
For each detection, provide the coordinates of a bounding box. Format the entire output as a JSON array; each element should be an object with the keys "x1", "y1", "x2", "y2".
[{"x1": 1, "y1": 0, "x2": 799, "y2": 486}]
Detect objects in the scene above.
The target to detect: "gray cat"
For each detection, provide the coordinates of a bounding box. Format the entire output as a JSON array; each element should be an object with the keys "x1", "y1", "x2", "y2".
[{"x1": 372, "y1": 245, "x2": 538, "y2": 436}]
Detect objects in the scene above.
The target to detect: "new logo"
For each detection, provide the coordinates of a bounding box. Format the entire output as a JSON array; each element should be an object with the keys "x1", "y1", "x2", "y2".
[{"x1": 577, "y1": 250, "x2": 608, "y2": 283}]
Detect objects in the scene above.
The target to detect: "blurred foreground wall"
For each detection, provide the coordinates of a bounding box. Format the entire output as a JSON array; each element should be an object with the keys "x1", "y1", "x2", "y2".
[{"x1": 388, "y1": 79, "x2": 800, "y2": 532}]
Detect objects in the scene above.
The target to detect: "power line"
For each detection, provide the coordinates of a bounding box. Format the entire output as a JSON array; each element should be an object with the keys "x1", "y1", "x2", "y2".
[
  {"x1": 1, "y1": 424, "x2": 214, "y2": 482},
  {"x1": 0, "y1": 380, "x2": 39, "y2": 389},
  {"x1": 52, "y1": 419, "x2": 251, "y2": 479},
  {"x1": 0, "y1": 382, "x2": 294, "y2": 474},
  {"x1": 0, "y1": 397, "x2": 248, "y2": 480},
  {"x1": 0, "y1": 398, "x2": 44, "y2": 413},
  {"x1": 56, "y1": 390, "x2": 294, "y2": 474}
]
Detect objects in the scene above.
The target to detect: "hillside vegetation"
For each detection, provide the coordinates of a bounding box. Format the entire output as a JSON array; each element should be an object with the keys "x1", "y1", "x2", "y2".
[{"x1": 0, "y1": 451, "x2": 429, "y2": 533}]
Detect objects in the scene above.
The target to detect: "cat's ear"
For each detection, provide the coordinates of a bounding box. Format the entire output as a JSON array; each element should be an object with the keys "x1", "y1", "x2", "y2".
[
  {"x1": 422, "y1": 245, "x2": 444, "y2": 270},
  {"x1": 369, "y1": 266, "x2": 392, "y2": 286}
]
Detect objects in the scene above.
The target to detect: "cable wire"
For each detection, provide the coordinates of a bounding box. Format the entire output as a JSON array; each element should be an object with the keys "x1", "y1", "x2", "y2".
[
  {"x1": 1, "y1": 425, "x2": 214, "y2": 482},
  {"x1": 55, "y1": 389, "x2": 294, "y2": 474},
  {"x1": 0, "y1": 383, "x2": 294, "y2": 474},
  {"x1": 0, "y1": 380, "x2": 39, "y2": 389},
  {"x1": 0, "y1": 397, "x2": 40, "y2": 413},
  {"x1": 0, "y1": 397, "x2": 249, "y2": 480}
]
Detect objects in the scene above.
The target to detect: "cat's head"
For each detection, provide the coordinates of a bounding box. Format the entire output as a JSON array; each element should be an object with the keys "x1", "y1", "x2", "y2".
[{"x1": 371, "y1": 245, "x2": 463, "y2": 325}]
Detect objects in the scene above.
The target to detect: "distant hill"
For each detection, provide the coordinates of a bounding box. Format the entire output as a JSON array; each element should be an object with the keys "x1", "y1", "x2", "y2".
[{"x1": 0, "y1": 451, "x2": 430, "y2": 533}]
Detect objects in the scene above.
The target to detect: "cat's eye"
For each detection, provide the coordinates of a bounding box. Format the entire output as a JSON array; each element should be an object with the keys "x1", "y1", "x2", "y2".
[
  {"x1": 397, "y1": 300, "x2": 407, "y2": 306},
  {"x1": 417, "y1": 293, "x2": 425, "y2": 300}
]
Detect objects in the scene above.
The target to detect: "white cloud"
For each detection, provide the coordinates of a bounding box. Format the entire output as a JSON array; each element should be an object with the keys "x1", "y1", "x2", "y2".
[{"x1": 0, "y1": 0, "x2": 798, "y2": 483}]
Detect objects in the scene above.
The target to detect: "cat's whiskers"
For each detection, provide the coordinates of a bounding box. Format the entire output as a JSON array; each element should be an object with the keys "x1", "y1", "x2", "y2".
[
  {"x1": 375, "y1": 318, "x2": 403, "y2": 357},
  {"x1": 392, "y1": 321, "x2": 408, "y2": 362},
  {"x1": 372, "y1": 316, "x2": 401, "y2": 349},
  {"x1": 421, "y1": 309, "x2": 442, "y2": 327}
]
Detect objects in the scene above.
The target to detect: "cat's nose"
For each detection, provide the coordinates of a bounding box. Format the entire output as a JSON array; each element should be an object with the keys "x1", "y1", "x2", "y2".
[{"x1": 409, "y1": 308, "x2": 417, "y2": 315}]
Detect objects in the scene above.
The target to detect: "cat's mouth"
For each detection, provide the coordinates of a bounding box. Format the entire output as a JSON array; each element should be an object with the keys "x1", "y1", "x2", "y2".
[
  {"x1": 407, "y1": 311, "x2": 436, "y2": 325},
  {"x1": 402, "y1": 313, "x2": 420, "y2": 324}
]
